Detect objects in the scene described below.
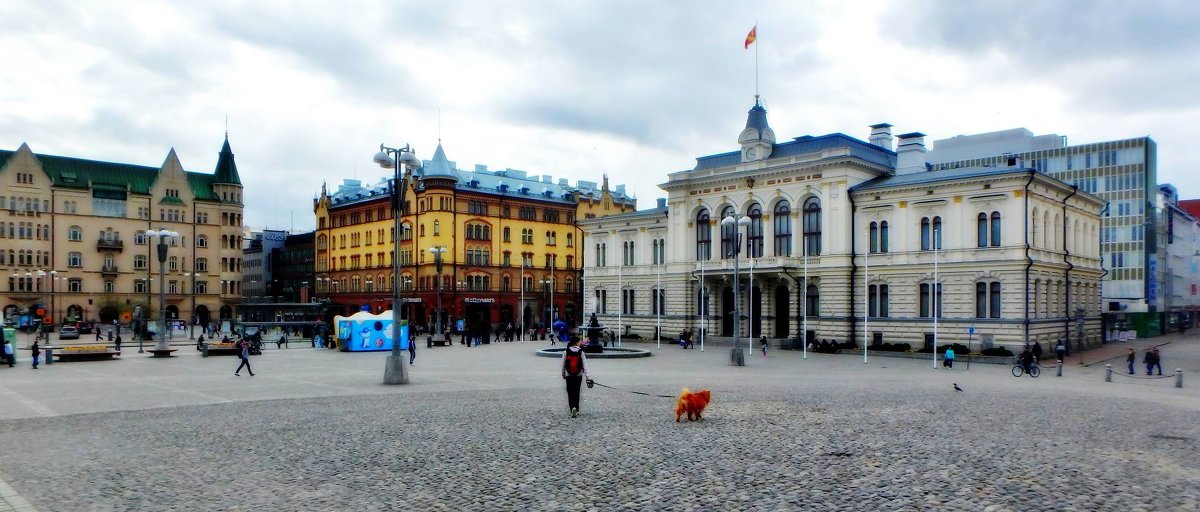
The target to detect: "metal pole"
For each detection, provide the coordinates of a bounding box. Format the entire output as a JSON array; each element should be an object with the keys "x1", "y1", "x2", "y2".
[
  {"x1": 550, "y1": 262, "x2": 555, "y2": 339},
  {"x1": 932, "y1": 227, "x2": 939, "y2": 369},
  {"x1": 157, "y1": 238, "x2": 167, "y2": 352},
  {"x1": 731, "y1": 223, "x2": 743, "y2": 365},
  {"x1": 748, "y1": 256, "x2": 754, "y2": 356},
  {"x1": 520, "y1": 258, "x2": 525, "y2": 342},
  {"x1": 700, "y1": 259, "x2": 705, "y2": 352},
  {"x1": 802, "y1": 235, "x2": 807, "y2": 359},
  {"x1": 864, "y1": 227, "x2": 869, "y2": 364},
  {"x1": 656, "y1": 261, "x2": 661, "y2": 349},
  {"x1": 617, "y1": 262, "x2": 622, "y2": 347}
]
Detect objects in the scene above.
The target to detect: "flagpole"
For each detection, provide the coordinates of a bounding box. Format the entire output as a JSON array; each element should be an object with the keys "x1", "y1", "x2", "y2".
[
  {"x1": 755, "y1": 20, "x2": 759, "y2": 98},
  {"x1": 801, "y1": 235, "x2": 807, "y2": 359},
  {"x1": 748, "y1": 256, "x2": 754, "y2": 356},
  {"x1": 700, "y1": 259, "x2": 705, "y2": 352},
  {"x1": 933, "y1": 227, "x2": 939, "y2": 369},
  {"x1": 520, "y1": 258, "x2": 525, "y2": 342},
  {"x1": 656, "y1": 259, "x2": 661, "y2": 349},
  {"x1": 863, "y1": 227, "x2": 869, "y2": 364},
  {"x1": 618, "y1": 262, "x2": 622, "y2": 348}
]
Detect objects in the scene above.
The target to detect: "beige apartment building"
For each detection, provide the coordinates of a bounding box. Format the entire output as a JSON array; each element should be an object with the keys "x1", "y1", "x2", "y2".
[{"x1": 0, "y1": 137, "x2": 245, "y2": 332}]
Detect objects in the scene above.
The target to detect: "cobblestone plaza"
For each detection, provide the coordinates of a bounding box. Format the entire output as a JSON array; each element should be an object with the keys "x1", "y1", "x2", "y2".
[{"x1": 0, "y1": 337, "x2": 1197, "y2": 511}]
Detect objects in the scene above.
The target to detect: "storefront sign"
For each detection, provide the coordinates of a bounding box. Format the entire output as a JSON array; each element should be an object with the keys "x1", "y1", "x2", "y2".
[{"x1": 464, "y1": 298, "x2": 495, "y2": 303}]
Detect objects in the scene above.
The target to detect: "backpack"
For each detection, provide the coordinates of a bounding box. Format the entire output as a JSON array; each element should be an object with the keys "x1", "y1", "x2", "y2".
[{"x1": 564, "y1": 350, "x2": 582, "y2": 375}]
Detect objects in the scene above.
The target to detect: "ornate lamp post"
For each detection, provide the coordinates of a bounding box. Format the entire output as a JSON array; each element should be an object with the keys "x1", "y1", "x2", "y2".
[
  {"x1": 721, "y1": 214, "x2": 751, "y2": 366},
  {"x1": 373, "y1": 143, "x2": 419, "y2": 385},
  {"x1": 183, "y1": 272, "x2": 197, "y2": 338},
  {"x1": 146, "y1": 229, "x2": 180, "y2": 355}
]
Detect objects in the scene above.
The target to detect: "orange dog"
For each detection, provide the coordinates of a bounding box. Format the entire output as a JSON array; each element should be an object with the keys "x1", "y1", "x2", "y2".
[{"x1": 674, "y1": 388, "x2": 712, "y2": 422}]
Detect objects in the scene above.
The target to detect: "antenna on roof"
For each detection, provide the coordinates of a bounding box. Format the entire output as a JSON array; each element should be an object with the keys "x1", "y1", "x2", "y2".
[
  {"x1": 225, "y1": 114, "x2": 229, "y2": 138},
  {"x1": 438, "y1": 108, "x2": 442, "y2": 144}
]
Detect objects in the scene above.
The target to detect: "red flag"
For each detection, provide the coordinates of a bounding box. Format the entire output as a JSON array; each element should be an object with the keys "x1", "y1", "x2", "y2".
[{"x1": 744, "y1": 25, "x2": 757, "y2": 49}]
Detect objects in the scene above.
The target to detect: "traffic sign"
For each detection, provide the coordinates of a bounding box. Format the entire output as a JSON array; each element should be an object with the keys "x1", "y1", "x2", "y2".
[{"x1": 968, "y1": 327, "x2": 974, "y2": 334}]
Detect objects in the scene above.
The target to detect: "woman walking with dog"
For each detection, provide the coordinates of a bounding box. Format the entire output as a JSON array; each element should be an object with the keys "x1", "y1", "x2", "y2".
[{"x1": 561, "y1": 338, "x2": 593, "y2": 418}]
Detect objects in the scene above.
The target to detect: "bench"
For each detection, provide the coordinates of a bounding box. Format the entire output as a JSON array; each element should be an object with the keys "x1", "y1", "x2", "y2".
[
  {"x1": 148, "y1": 348, "x2": 177, "y2": 358},
  {"x1": 427, "y1": 336, "x2": 454, "y2": 348},
  {"x1": 55, "y1": 346, "x2": 121, "y2": 362},
  {"x1": 201, "y1": 343, "x2": 244, "y2": 357}
]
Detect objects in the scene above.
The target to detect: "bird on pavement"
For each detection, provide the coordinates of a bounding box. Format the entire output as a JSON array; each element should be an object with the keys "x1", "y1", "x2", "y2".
[{"x1": 953, "y1": 383, "x2": 963, "y2": 392}]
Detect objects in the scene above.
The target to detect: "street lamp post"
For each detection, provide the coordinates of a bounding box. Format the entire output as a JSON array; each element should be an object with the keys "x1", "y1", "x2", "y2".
[
  {"x1": 431, "y1": 247, "x2": 447, "y2": 335},
  {"x1": 721, "y1": 214, "x2": 751, "y2": 366},
  {"x1": 374, "y1": 143, "x2": 419, "y2": 385},
  {"x1": 146, "y1": 229, "x2": 180, "y2": 355},
  {"x1": 183, "y1": 272, "x2": 196, "y2": 338},
  {"x1": 540, "y1": 278, "x2": 551, "y2": 334}
]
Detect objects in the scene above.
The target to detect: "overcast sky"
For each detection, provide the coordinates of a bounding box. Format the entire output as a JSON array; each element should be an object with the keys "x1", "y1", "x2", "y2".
[{"x1": 3, "y1": 0, "x2": 1197, "y2": 231}]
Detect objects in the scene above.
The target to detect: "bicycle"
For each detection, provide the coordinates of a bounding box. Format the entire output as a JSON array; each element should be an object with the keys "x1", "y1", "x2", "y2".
[{"x1": 1012, "y1": 362, "x2": 1040, "y2": 378}]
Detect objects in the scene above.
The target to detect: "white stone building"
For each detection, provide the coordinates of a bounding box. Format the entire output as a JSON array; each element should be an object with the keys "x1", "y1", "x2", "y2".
[{"x1": 582, "y1": 99, "x2": 1105, "y2": 353}]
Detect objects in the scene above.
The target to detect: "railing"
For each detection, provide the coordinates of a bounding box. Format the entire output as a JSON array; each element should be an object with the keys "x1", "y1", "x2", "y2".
[
  {"x1": 101, "y1": 265, "x2": 119, "y2": 274},
  {"x1": 97, "y1": 238, "x2": 124, "y2": 250}
]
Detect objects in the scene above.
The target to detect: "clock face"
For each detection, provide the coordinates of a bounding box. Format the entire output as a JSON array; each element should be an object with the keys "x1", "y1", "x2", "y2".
[{"x1": 746, "y1": 147, "x2": 757, "y2": 160}]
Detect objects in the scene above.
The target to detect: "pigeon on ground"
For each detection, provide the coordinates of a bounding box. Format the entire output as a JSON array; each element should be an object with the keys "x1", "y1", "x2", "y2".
[{"x1": 953, "y1": 383, "x2": 964, "y2": 392}]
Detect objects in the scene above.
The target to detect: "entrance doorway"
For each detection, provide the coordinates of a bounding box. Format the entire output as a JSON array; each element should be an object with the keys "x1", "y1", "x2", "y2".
[
  {"x1": 195, "y1": 305, "x2": 210, "y2": 329},
  {"x1": 166, "y1": 305, "x2": 180, "y2": 320},
  {"x1": 499, "y1": 305, "x2": 514, "y2": 326},
  {"x1": 774, "y1": 285, "x2": 789, "y2": 338},
  {"x1": 748, "y1": 284, "x2": 762, "y2": 338},
  {"x1": 721, "y1": 287, "x2": 734, "y2": 336}
]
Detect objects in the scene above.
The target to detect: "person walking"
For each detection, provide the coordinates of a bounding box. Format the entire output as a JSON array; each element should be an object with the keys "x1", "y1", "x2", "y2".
[
  {"x1": 944, "y1": 347, "x2": 956, "y2": 369},
  {"x1": 561, "y1": 338, "x2": 593, "y2": 418},
  {"x1": 760, "y1": 336, "x2": 768, "y2": 358},
  {"x1": 3, "y1": 331, "x2": 13, "y2": 367},
  {"x1": 235, "y1": 339, "x2": 254, "y2": 376},
  {"x1": 408, "y1": 334, "x2": 416, "y2": 365},
  {"x1": 1031, "y1": 341, "x2": 1043, "y2": 362},
  {"x1": 114, "y1": 334, "x2": 122, "y2": 353},
  {"x1": 1055, "y1": 340, "x2": 1066, "y2": 362},
  {"x1": 1149, "y1": 346, "x2": 1163, "y2": 376},
  {"x1": 1126, "y1": 348, "x2": 1136, "y2": 374},
  {"x1": 30, "y1": 339, "x2": 40, "y2": 369}
]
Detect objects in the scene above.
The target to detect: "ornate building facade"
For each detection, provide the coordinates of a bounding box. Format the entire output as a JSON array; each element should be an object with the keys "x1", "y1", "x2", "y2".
[
  {"x1": 0, "y1": 137, "x2": 246, "y2": 330},
  {"x1": 314, "y1": 143, "x2": 633, "y2": 335},
  {"x1": 582, "y1": 99, "x2": 1106, "y2": 352}
]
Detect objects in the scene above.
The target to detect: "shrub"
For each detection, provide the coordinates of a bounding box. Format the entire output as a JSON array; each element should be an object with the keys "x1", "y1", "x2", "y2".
[{"x1": 981, "y1": 347, "x2": 1014, "y2": 357}]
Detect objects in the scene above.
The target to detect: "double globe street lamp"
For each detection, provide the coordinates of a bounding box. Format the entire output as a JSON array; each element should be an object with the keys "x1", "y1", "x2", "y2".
[
  {"x1": 721, "y1": 214, "x2": 751, "y2": 367},
  {"x1": 373, "y1": 143, "x2": 420, "y2": 385},
  {"x1": 146, "y1": 229, "x2": 179, "y2": 355}
]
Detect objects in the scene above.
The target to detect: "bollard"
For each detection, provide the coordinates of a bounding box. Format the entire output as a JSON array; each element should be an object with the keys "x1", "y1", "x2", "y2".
[
  {"x1": 45, "y1": 346, "x2": 53, "y2": 365},
  {"x1": 1105, "y1": 364, "x2": 1112, "y2": 382},
  {"x1": 1057, "y1": 360, "x2": 1063, "y2": 377},
  {"x1": 1177, "y1": 369, "x2": 1184, "y2": 389}
]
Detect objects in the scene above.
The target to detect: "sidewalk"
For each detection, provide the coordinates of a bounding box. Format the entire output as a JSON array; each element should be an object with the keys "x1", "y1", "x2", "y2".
[{"x1": 1077, "y1": 331, "x2": 1189, "y2": 367}]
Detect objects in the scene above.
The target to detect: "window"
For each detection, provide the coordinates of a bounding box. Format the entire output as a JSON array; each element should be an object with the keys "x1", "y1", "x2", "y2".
[
  {"x1": 68, "y1": 278, "x2": 83, "y2": 292},
  {"x1": 977, "y1": 213, "x2": 988, "y2": 248},
  {"x1": 196, "y1": 258, "x2": 208, "y2": 272},
  {"x1": 134, "y1": 231, "x2": 147, "y2": 245},
  {"x1": 868, "y1": 284, "x2": 889, "y2": 317},
  {"x1": 135, "y1": 279, "x2": 149, "y2": 294},
  {"x1": 920, "y1": 282, "x2": 943, "y2": 318},
  {"x1": 623, "y1": 241, "x2": 635, "y2": 266},
  {"x1": 168, "y1": 256, "x2": 179, "y2": 272},
  {"x1": 622, "y1": 289, "x2": 636, "y2": 314},
  {"x1": 976, "y1": 281, "x2": 1002, "y2": 318},
  {"x1": 870, "y1": 222, "x2": 880, "y2": 253},
  {"x1": 68, "y1": 226, "x2": 83, "y2": 241},
  {"x1": 595, "y1": 289, "x2": 608, "y2": 314},
  {"x1": 719, "y1": 206, "x2": 736, "y2": 258},
  {"x1": 134, "y1": 255, "x2": 148, "y2": 270},
  {"x1": 595, "y1": 243, "x2": 607, "y2": 267},
  {"x1": 196, "y1": 281, "x2": 208, "y2": 294},
  {"x1": 521, "y1": 229, "x2": 533, "y2": 244},
  {"x1": 696, "y1": 209, "x2": 711, "y2": 260},
  {"x1": 503, "y1": 227, "x2": 511, "y2": 243},
  {"x1": 104, "y1": 280, "x2": 114, "y2": 293},
  {"x1": 990, "y1": 212, "x2": 1001, "y2": 247},
  {"x1": 921, "y1": 216, "x2": 943, "y2": 250},
  {"x1": 773, "y1": 201, "x2": 791, "y2": 256},
  {"x1": 746, "y1": 203, "x2": 763, "y2": 258},
  {"x1": 652, "y1": 287, "x2": 666, "y2": 315},
  {"x1": 68, "y1": 251, "x2": 82, "y2": 267},
  {"x1": 805, "y1": 285, "x2": 819, "y2": 316},
  {"x1": 803, "y1": 197, "x2": 821, "y2": 256},
  {"x1": 651, "y1": 238, "x2": 665, "y2": 265},
  {"x1": 566, "y1": 233, "x2": 573, "y2": 247}
]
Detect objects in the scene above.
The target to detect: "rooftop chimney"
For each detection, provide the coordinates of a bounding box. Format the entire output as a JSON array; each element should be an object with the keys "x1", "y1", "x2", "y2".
[
  {"x1": 895, "y1": 132, "x2": 927, "y2": 175},
  {"x1": 869, "y1": 123, "x2": 894, "y2": 150},
  {"x1": 656, "y1": 198, "x2": 667, "y2": 209}
]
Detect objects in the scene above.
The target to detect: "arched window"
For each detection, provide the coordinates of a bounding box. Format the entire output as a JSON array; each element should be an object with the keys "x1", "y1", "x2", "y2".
[
  {"x1": 977, "y1": 213, "x2": 989, "y2": 248},
  {"x1": 921, "y1": 217, "x2": 931, "y2": 250},
  {"x1": 695, "y1": 209, "x2": 711, "y2": 260},
  {"x1": 773, "y1": 201, "x2": 791, "y2": 256},
  {"x1": 880, "y1": 221, "x2": 889, "y2": 253},
  {"x1": 68, "y1": 226, "x2": 83, "y2": 242},
  {"x1": 802, "y1": 197, "x2": 821, "y2": 256},
  {"x1": 990, "y1": 212, "x2": 1001, "y2": 247},
  {"x1": 719, "y1": 206, "x2": 736, "y2": 258},
  {"x1": 746, "y1": 203, "x2": 763, "y2": 258},
  {"x1": 805, "y1": 284, "x2": 819, "y2": 316},
  {"x1": 870, "y1": 222, "x2": 879, "y2": 253},
  {"x1": 933, "y1": 216, "x2": 942, "y2": 249}
]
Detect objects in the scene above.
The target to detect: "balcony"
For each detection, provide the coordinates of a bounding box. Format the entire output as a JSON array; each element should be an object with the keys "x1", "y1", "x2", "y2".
[
  {"x1": 97, "y1": 238, "x2": 124, "y2": 251},
  {"x1": 101, "y1": 265, "x2": 119, "y2": 275}
]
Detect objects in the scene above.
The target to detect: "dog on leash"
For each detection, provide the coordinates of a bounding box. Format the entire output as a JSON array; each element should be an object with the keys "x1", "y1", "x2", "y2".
[{"x1": 675, "y1": 388, "x2": 712, "y2": 422}]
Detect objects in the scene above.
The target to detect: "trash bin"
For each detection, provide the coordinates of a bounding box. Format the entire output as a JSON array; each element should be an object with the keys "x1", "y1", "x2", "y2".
[{"x1": 45, "y1": 346, "x2": 54, "y2": 365}]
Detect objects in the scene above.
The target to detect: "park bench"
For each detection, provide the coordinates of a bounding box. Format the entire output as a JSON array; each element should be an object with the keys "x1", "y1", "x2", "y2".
[{"x1": 55, "y1": 345, "x2": 121, "y2": 362}]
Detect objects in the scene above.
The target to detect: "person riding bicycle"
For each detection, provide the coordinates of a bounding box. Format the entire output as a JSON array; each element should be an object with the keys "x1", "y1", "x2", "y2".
[{"x1": 1018, "y1": 345, "x2": 1035, "y2": 375}]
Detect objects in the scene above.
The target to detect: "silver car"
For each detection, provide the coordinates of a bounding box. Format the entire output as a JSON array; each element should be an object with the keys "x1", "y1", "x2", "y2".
[{"x1": 58, "y1": 326, "x2": 80, "y2": 340}]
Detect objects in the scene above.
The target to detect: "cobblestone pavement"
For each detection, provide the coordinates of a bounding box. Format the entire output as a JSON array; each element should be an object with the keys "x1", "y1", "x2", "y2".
[{"x1": 0, "y1": 336, "x2": 1197, "y2": 511}]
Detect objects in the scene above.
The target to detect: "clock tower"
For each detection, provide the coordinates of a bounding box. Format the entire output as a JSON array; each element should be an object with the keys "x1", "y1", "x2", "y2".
[{"x1": 738, "y1": 95, "x2": 775, "y2": 163}]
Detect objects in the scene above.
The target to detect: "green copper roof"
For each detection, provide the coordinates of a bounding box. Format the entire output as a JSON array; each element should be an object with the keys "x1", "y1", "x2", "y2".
[
  {"x1": 0, "y1": 144, "x2": 226, "y2": 201},
  {"x1": 212, "y1": 136, "x2": 242, "y2": 185}
]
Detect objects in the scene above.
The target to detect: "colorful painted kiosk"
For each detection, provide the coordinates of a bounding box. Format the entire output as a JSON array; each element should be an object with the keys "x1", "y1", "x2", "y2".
[{"x1": 335, "y1": 311, "x2": 409, "y2": 352}]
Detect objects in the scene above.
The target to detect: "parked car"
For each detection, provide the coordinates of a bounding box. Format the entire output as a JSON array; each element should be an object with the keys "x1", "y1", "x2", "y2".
[
  {"x1": 75, "y1": 321, "x2": 95, "y2": 334},
  {"x1": 59, "y1": 326, "x2": 80, "y2": 340}
]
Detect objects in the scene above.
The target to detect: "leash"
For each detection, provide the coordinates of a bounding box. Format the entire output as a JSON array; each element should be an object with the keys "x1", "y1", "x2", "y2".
[{"x1": 590, "y1": 381, "x2": 676, "y2": 399}]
